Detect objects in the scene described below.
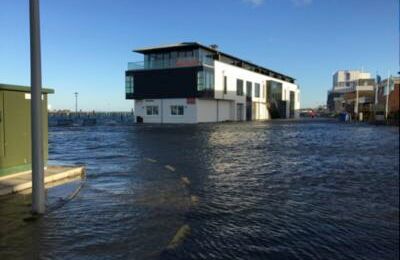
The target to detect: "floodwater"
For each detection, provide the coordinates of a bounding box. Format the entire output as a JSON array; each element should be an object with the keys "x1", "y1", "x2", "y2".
[{"x1": 0, "y1": 119, "x2": 398, "y2": 259}]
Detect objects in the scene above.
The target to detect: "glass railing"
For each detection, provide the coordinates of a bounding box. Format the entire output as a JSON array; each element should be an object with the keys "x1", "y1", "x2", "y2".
[
  {"x1": 127, "y1": 57, "x2": 207, "y2": 70},
  {"x1": 128, "y1": 61, "x2": 144, "y2": 70}
]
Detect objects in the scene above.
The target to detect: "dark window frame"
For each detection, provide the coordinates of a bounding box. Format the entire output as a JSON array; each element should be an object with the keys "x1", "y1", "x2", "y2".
[
  {"x1": 237, "y1": 79, "x2": 244, "y2": 96},
  {"x1": 171, "y1": 105, "x2": 184, "y2": 116},
  {"x1": 223, "y1": 75, "x2": 227, "y2": 94}
]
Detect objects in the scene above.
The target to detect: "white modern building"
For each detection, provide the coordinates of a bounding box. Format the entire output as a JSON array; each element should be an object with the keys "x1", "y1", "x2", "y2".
[
  {"x1": 327, "y1": 70, "x2": 374, "y2": 113},
  {"x1": 126, "y1": 42, "x2": 300, "y2": 123}
]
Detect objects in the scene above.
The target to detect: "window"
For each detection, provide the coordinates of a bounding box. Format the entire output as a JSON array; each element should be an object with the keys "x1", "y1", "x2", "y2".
[
  {"x1": 255, "y1": 83, "x2": 260, "y2": 97},
  {"x1": 197, "y1": 71, "x2": 205, "y2": 91},
  {"x1": 262, "y1": 83, "x2": 265, "y2": 98},
  {"x1": 146, "y1": 106, "x2": 159, "y2": 116},
  {"x1": 197, "y1": 69, "x2": 214, "y2": 91},
  {"x1": 223, "y1": 75, "x2": 227, "y2": 94},
  {"x1": 345, "y1": 72, "x2": 351, "y2": 81},
  {"x1": 246, "y1": 81, "x2": 252, "y2": 98},
  {"x1": 125, "y1": 75, "x2": 134, "y2": 95},
  {"x1": 171, "y1": 105, "x2": 184, "y2": 115},
  {"x1": 237, "y1": 79, "x2": 244, "y2": 96}
]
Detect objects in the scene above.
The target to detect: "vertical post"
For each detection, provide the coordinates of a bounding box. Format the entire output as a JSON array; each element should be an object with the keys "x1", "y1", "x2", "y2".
[
  {"x1": 354, "y1": 86, "x2": 358, "y2": 118},
  {"x1": 30, "y1": 0, "x2": 45, "y2": 214},
  {"x1": 385, "y1": 73, "x2": 390, "y2": 119},
  {"x1": 74, "y1": 92, "x2": 78, "y2": 113}
]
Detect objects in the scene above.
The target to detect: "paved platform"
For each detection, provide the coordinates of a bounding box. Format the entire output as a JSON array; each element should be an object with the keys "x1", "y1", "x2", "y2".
[{"x1": 0, "y1": 166, "x2": 85, "y2": 196}]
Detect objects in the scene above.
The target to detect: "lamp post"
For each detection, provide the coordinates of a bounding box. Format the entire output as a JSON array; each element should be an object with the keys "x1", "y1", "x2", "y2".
[
  {"x1": 74, "y1": 92, "x2": 78, "y2": 114},
  {"x1": 385, "y1": 72, "x2": 390, "y2": 119},
  {"x1": 30, "y1": 0, "x2": 45, "y2": 214}
]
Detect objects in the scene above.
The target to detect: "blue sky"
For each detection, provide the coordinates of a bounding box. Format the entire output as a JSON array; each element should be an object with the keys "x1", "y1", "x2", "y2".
[{"x1": 0, "y1": 0, "x2": 398, "y2": 111}]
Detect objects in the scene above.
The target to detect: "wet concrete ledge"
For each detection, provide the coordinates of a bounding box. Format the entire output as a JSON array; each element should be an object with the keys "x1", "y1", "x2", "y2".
[{"x1": 0, "y1": 166, "x2": 85, "y2": 196}]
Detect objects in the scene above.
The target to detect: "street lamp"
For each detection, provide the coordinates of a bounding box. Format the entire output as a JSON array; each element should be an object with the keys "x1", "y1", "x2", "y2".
[
  {"x1": 30, "y1": 0, "x2": 45, "y2": 214},
  {"x1": 74, "y1": 92, "x2": 78, "y2": 114}
]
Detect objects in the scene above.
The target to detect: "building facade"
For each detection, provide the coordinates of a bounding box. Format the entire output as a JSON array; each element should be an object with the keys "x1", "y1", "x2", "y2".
[
  {"x1": 125, "y1": 42, "x2": 300, "y2": 123},
  {"x1": 375, "y1": 77, "x2": 400, "y2": 122},
  {"x1": 327, "y1": 70, "x2": 374, "y2": 114}
]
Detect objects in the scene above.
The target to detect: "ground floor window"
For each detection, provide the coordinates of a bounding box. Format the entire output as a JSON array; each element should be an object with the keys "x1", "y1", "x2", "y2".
[
  {"x1": 171, "y1": 105, "x2": 184, "y2": 115},
  {"x1": 146, "y1": 105, "x2": 159, "y2": 115}
]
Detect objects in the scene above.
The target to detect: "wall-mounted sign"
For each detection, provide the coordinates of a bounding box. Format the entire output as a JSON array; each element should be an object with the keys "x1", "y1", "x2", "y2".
[{"x1": 186, "y1": 97, "x2": 196, "y2": 104}]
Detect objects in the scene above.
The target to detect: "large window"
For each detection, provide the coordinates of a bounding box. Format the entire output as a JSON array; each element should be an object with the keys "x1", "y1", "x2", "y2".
[
  {"x1": 246, "y1": 81, "x2": 252, "y2": 98},
  {"x1": 197, "y1": 69, "x2": 214, "y2": 91},
  {"x1": 198, "y1": 48, "x2": 214, "y2": 66},
  {"x1": 262, "y1": 83, "x2": 265, "y2": 98},
  {"x1": 267, "y1": 80, "x2": 283, "y2": 101},
  {"x1": 171, "y1": 105, "x2": 184, "y2": 116},
  {"x1": 143, "y1": 48, "x2": 210, "y2": 70},
  {"x1": 237, "y1": 79, "x2": 244, "y2": 96},
  {"x1": 255, "y1": 83, "x2": 260, "y2": 97},
  {"x1": 146, "y1": 106, "x2": 159, "y2": 116},
  {"x1": 345, "y1": 72, "x2": 351, "y2": 81},
  {"x1": 125, "y1": 75, "x2": 134, "y2": 95}
]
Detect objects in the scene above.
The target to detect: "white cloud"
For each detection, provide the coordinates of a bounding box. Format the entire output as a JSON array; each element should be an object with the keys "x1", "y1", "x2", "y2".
[
  {"x1": 292, "y1": 0, "x2": 312, "y2": 6},
  {"x1": 242, "y1": 0, "x2": 265, "y2": 7}
]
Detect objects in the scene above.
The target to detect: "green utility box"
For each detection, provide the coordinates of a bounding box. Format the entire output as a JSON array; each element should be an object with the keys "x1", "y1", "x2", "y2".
[{"x1": 0, "y1": 83, "x2": 54, "y2": 177}]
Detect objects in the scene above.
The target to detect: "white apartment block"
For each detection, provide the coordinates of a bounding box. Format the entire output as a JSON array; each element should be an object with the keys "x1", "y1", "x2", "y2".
[{"x1": 126, "y1": 42, "x2": 300, "y2": 123}]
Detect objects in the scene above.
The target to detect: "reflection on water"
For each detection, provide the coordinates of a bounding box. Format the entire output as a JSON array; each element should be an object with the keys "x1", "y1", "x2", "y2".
[{"x1": 0, "y1": 120, "x2": 399, "y2": 259}]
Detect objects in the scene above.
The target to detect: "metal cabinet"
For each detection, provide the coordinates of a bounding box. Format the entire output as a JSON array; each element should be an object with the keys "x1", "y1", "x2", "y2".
[{"x1": 0, "y1": 84, "x2": 54, "y2": 177}]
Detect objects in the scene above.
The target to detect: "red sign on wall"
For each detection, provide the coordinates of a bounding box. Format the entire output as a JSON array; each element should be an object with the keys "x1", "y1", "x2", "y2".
[{"x1": 186, "y1": 97, "x2": 196, "y2": 104}]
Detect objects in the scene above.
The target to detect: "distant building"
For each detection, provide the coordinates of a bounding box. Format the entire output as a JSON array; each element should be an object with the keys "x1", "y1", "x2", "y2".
[
  {"x1": 374, "y1": 77, "x2": 400, "y2": 122},
  {"x1": 327, "y1": 70, "x2": 374, "y2": 114},
  {"x1": 125, "y1": 42, "x2": 300, "y2": 123}
]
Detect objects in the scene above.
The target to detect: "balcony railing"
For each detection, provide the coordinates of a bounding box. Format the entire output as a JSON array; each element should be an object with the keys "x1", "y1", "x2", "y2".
[
  {"x1": 128, "y1": 61, "x2": 144, "y2": 70},
  {"x1": 128, "y1": 57, "x2": 204, "y2": 71}
]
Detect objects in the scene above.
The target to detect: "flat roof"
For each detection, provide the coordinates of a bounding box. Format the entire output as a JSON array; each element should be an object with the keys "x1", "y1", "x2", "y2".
[
  {"x1": 0, "y1": 83, "x2": 54, "y2": 94},
  {"x1": 133, "y1": 42, "x2": 296, "y2": 83}
]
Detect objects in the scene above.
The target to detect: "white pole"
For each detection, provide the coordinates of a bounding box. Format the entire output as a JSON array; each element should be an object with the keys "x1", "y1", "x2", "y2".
[
  {"x1": 385, "y1": 72, "x2": 390, "y2": 119},
  {"x1": 375, "y1": 77, "x2": 378, "y2": 105},
  {"x1": 30, "y1": 0, "x2": 45, "y2": 214},
  {"x1": 354, "y1": 86, "x2": 359, "y2": 118},
  {"x1": 74, "y1": 92, "x2": 78, "y2": 114}
]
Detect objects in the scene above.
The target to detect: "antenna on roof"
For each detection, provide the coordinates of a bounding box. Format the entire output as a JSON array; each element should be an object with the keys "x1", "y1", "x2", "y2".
[{"x1": 209, "y1": 44, "x2": 219, "y2": 50}]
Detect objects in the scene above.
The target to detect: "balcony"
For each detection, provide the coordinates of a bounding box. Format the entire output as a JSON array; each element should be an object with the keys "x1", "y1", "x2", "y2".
[{"x1": 128, "y1": 57, "x2": 204, "y2": 71}]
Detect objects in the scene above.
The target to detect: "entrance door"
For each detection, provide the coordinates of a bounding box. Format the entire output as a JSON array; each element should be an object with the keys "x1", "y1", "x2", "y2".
[
  {"x1": 246, "y1": 82, "x2": 252, "y2": 121},
  {"x1": 236, "y1": 103, "x2": 244, "y2": 121}
]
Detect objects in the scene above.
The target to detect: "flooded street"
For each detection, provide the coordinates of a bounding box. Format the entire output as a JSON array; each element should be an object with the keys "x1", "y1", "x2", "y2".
[{"x1": 0, "y1": 120, "x2": 399, "y2": 259}]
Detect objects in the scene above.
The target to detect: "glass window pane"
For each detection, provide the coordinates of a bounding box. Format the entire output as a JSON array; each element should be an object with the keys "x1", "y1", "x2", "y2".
[{"x1": 178, "y1": 106, "x2": 184, "y2": 115}]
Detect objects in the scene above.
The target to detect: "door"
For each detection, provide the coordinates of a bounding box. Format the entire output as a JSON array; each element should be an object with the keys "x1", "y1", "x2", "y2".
[
  {"x1": 236, "y1": 103, "x2": 244, "y2": 121},
  {"x1": 246, "y1": 82, "x2": 252, "y2": 121}
]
